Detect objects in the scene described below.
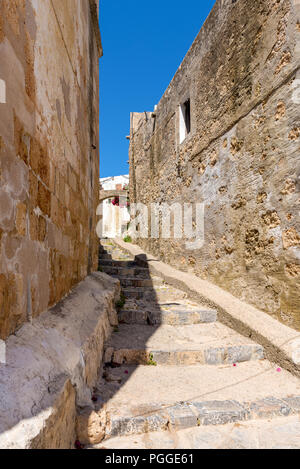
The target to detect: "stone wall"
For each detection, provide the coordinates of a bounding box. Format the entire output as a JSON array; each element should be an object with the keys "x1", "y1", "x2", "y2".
[
  {"x1": 0, "y1": 272, "x2": 120, "y2": 449},
  {"x1": 129, "y1": 0, "x2": 300, "y2": 330},
  {"x1": 0, "y1": 0, "x2": 102, "y2": 339}
]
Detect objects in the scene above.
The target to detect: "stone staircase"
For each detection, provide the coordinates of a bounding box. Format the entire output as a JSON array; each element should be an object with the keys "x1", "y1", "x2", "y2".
[{"x1": 86, "y1": 240, "x2": 300, "y2": 449}]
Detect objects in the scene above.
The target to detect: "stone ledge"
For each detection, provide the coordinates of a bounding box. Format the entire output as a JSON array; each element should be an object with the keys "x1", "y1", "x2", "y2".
[
  {"x1": 106, "y1": 396, "x2": 300, "y2": 438},
  {"x1": 0, "y1": 272, "x2": 120, "y2": 449},
  {"x1": 113, "y1": 239, "x2": 300, "y2": 377}
]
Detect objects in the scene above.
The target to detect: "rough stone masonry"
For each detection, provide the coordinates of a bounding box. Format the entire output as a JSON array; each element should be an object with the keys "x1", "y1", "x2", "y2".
[
  {"x1": 0, "y1": 0, "x2": 102, "y2": 339},
  {"x1": 129, "y1": 0, "x2": 300, "y2": 330},
  {"x1": 0, "y1": 0, "x2": 120, "y2": 449}
]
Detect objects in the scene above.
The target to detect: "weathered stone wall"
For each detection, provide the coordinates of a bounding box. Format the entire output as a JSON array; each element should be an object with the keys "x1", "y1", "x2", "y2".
[
  {"x1": 129, "y1": 0, "x2": 300, "y2": 330},
  {"x1": 0, "y1": 272, "x2": 120, "y2": 449},
  {"x1": 0, "y1": 0, "x2": 102, "y2": 339}
]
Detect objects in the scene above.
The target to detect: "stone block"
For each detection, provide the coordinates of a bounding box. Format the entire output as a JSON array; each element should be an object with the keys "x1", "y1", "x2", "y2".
[
  {"x1": 167, "y1": 404, "x2": 198, "y2": 430},
  {"x1": 191, "y1": 400, "x2": 249, "y2": 426},
  {"x1": 30, "y1": 137, "x2": 50, "y2": 187},
  {"x1": 204, "y1": 347, "x2": 225, "y2": 365},
  {"x1": 76, "y1": 407, "x2": 106, "y2": 445},
  {"x1": 37, "y1": 181, "x2": 51, "y2": 217},
  {"x1": 15, "y1": 202, "x2": 27, "y2": 236},
  {"x1": 108, "y1": 411, "x2": 168, "y2": 438},
  {"x1": 13, "y1": 113, "x2": 30, "y2": 165},
  {"x1": 118, "y1": 310, "x2": 149, "y2": 325},
  {"x1": 282, "y1": 397, "x2": 300, "y2": 413},
  {"x1": 246, "y1": 397, "x2": 292, "y2": 419},
  {"x1": 226, "y1": 345, "x2": 264, "y2": 363},
  {"x1": 0, "y1": 272, "x2": 24, "y2": 340},
  {"x1": 108, "y1": 309, "x2": 119, "y2": 327},
  {"x1": 104, "y1": 347, "x2": 114, "y2": 364}
]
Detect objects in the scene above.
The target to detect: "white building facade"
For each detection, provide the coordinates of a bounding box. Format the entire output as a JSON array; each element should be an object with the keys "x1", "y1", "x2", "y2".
[{"x1": 99, "y1": 175, "x2": 130, "y2": 239}]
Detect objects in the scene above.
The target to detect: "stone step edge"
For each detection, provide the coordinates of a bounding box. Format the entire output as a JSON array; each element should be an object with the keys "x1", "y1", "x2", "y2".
[
  {"x1": 99, "y1": 257, "x2": 133, "y2": 262},
  {"x1": 99, "y1": 260, "x2": 139, "y2": 266},
  {"x1": 118, "y1": 309, "x2": 218, "y2": 325},
  {"x1": 105, "y1": 396, "x2": 300, "y2": 439},
  {"x1": 100, "y1": 265, "x2": 150, "y2": 272},
  {"x1": 115, "y1": 277, "x2": 163, "y2": 284},
  {"x1": 104, "y1": 344, "x2": 264, "y2": 366},
  {"x1": 122, "y1": 288, "x2": 176, "y2": 299},
  {"x1": 123, "y1": 286, "x2": 178, "y2": 291}
]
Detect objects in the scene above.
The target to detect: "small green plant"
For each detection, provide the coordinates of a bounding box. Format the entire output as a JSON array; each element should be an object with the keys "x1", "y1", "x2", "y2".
[
  {"x1": 123, "y1": 235, "x2": 132, "y2": 243},
  {"x1": 115, "y1": 292, "x2": 126, "y2": 310},
  {"x1": 147, "y1": 353, "x2": 157, "y2": 366},
  {"x1": 113, "y1": 326, "x2": 119, "y2": 333},
  {"x1": 98, "y1": 266, "x2": 103, "y2": 272}
]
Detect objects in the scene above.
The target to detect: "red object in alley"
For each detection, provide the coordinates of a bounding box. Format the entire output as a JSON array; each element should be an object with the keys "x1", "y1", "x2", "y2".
[{"x1": 75, "y1": 440, "x2": 84, "y2": 450}]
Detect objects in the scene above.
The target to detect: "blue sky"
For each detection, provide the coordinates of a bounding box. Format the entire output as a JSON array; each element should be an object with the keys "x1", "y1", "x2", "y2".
[{"x1": 99, "y1": 0, "x2": 216, "y2": 178}]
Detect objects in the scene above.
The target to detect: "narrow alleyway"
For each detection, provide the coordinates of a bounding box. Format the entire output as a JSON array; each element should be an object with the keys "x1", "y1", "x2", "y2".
[
  {"x1": 86, "y1": 240, "x2": 300, "y2": 449},
  {"x1": 2, "y1": 0, "x2": 299, "y2": 451}
]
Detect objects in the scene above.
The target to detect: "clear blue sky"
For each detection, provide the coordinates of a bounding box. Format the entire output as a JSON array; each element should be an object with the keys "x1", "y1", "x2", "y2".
[{"x1": 99, "y1": 0, "x2": 216, "y2": 178}]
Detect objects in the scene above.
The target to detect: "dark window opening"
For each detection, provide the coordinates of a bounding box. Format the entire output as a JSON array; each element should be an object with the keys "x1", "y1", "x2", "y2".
[
  {"x1": 183, "y1": 99, "x2": 191, "y2": 134},
  {"x1": 179, "y1": 99, "x2": 191, "y2": 143}
]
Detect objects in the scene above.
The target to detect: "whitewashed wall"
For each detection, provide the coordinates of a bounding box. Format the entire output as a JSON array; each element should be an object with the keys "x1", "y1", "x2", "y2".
[{"x1": 100, "y1": 175, "x2": 130, "y2": 239}]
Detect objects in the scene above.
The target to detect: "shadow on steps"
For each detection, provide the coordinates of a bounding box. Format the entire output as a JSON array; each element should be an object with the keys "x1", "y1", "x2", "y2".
[{"x1": 75, "y1": 240, "x2": 288, "y2": 447}]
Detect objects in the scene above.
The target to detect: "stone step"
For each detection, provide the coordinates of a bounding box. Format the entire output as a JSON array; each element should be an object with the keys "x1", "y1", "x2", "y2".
[
  {"x1": 117, "y1": 277, "x2": 163, "y2": 288},
  {"x1": 89, "y1": 414, "x2": 300, "y2": 449},
  {"x1": 100, "y1": 265, "x2": 151, "y2": 278},
  {"x1": 123, "y1": 286, "x2": 187, "y2": 302},
  {"x1": 99, "y1": 253, "x2": 113, "y2": 260},
  {"x1": 118, "y1": 307, "x2": 217, "y2": 325},
  {"x1": 94, "y1": 240, "x2": 300, "y2": 446},
  {"x1": 96, "y1": 361, "x2": 300, "y2": 439},
  {"x1": 99, "y1": 243, "x2": 114, "y2": 248},
  {"x1": 112, "y1": 252, "x2": 133, "y2": 262},
  {"x1": 104, "y1": 323, "x2": 264, "y2": 366},
  {"x1": 99, "y1": 253, "x2": 133, "y2": 262},
  {"x1": 96, "y1": 361, "x2": 300, "y2": 438},
  {"x1": 99, "y1": 259, "x2": 137, "y2": 268},
  {"x1": 100, "y1": 239, "x2": 115, "y2": 246},
  {"x1": 122, "y1": 287, "x2": 156, "y2": 300},
  {"x1": 100, "y1": 244, "x2": 114, "y2": 250},
  {"x1": 105, "y1": 397, "x2": 300, "y2": 440},
  {"x1": 99, "y1": 246, "x2": 122, "y2": 254}
]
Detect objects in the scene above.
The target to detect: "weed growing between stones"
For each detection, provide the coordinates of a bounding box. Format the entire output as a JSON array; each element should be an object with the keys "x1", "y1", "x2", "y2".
[
  {"x1": 115, "y1": 292, "x2": 126, "y2": 310},
  {"x1": 147, "y1": 353, "x2": 157, "y2": 366}
]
